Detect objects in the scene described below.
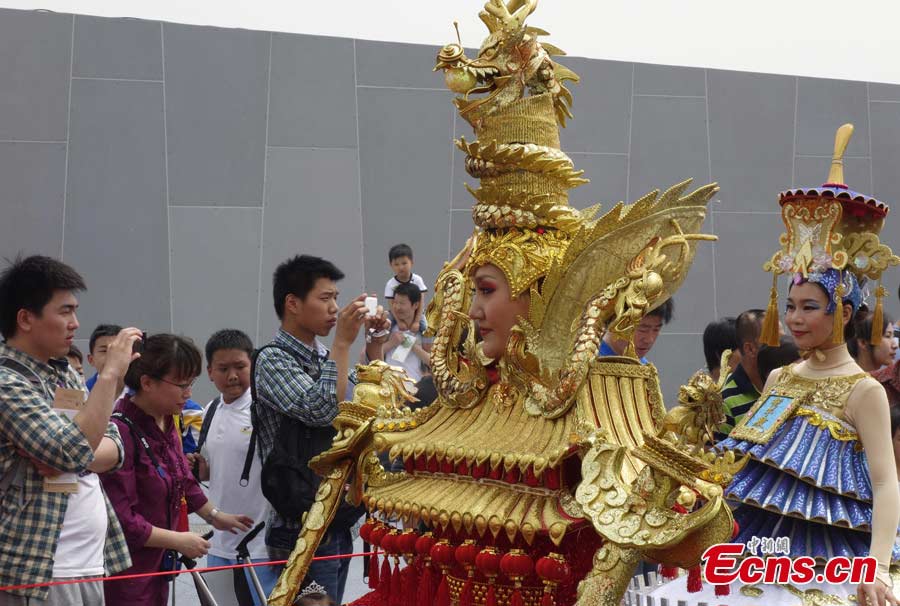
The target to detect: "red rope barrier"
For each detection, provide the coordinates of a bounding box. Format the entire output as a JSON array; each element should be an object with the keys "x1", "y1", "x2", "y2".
[{"x1": 0, "y1": 550, "x2": 378, "y2": 593}]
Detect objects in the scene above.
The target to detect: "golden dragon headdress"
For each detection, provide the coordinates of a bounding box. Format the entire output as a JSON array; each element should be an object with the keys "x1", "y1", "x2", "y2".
[{"x1": 430, "y1": 0, "x2": 719, "y2": 417}]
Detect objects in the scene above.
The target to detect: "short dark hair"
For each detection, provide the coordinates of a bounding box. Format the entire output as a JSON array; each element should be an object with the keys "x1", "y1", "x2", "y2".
[
  {"x1": 646, "y1": 298, "x2": 674, "y2": 325},
  {"x1": 89, "y1": 324, "x2": 122, "y2": 353},
  {"x1": 124, "y1": 334, "x2": 202, "y2": 392},
  {"x1": 388, "y1": 244, "x2": 413, "y2": 263},
  {"x1": 272, "y1": 255, "x2": 344, "y2": 320},
  {"x1": 702, "y1": 317, "x2": 737, "y2": 373},
  {"x1": 848, "y1": 312, "x2": 895, "y2": 359},
  {"x1": 67, "y1": 344, "x2": 83, "y2": 363},
  {"x1": 736, "y1": 309, "x2": 765, "y2": 347},
  {"x1": 0, "y1": 255, "x2": 86, "y2": 340},
  {"x1": 392, "y1": 282, "x2": 422, "y2": 305},
  {"x1": 205, "y1": 329, "x2": 254, "y2": 366},
  {"x1": 756, "y1": 335, "x2": 801, "y2": 383}
]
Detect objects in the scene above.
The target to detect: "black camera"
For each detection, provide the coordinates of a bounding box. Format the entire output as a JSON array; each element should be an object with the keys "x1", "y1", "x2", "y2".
[{"x1": 133, "y1": 331, "x2": 147, "y2": 355}]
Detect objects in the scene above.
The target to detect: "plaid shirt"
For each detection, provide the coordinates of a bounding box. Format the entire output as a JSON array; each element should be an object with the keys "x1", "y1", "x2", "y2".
[
  {"x1": 255, "y1": 329, "x2": 357, "y2": 530},
  {"x1": 0, "y1": 342, "x2": 131, "y2": 598}
]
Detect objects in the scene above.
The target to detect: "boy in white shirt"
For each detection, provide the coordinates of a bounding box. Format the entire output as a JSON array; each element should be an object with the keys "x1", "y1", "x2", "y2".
[
  {"x1": 383, "y1": 243, "x2": 428, "y2": 302},
  {"x1": 186, "y1": 329, "x2": 277, "y2": 606}
]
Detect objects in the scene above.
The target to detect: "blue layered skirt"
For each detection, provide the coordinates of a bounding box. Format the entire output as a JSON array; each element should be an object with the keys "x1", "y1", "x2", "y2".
[{"x1": 718, "y1": 409, "x2": 900, "y2": 562}]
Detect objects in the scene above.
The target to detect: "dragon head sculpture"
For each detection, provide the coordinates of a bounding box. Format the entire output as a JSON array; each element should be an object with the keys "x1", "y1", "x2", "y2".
[{"x1": 434, "y1": 0, "x2": 578, "y2": 126}]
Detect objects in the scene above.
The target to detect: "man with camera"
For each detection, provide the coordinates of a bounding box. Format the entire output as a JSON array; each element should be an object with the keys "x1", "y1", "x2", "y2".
[
  {"x1": 0, "y1": 255, "x2": 142, "y2": 606},
  {"x1": 253, "y1": 255, "x2": 389, "y2": 605}
]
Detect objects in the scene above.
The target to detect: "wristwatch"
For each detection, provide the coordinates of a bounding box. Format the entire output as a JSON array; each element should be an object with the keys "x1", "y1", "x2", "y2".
[{"x1": 366, "y1": 328, "x2": 391, "y2": 344}]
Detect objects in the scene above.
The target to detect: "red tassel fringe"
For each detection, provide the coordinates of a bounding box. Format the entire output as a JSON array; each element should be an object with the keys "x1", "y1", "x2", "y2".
[
  {"x1": 435, "y1": 574, "x2": 451, "y2": 606},
  {"x1": 660, "y1": 565, "x2": 679, "y2": 580},
  {"x1": 510, "y1": 588, "x2": 525, "y2": 606},
  {"x1": 715, "y1": 582, "x2": 731, "y2": 597},
  {"x1": 368, "y1": 550, "x2": 380, "y2": 590},
  {"x1": 485, "y1": 585, "x2": 498, "y2": 606},
  {"x1": 686, "y1": 565, "x2": 702, "y2": 593},
  {"x1": 349, "y1": 591, "x2": 380, "y2": 606},
  {"x1": 540, "y1": 592, "x2": 555, "y2": 606},
  {"x1": 378, "y1": 557, "x2": 392, "y2": 605},
  {"x1": 415, "y1": 564, "x2": 434, "y2": 606},
  {"x1": 403, "y1": 564, "x2": 418, "y2": 606},
  {"x1": 459, "y1": 578, "x2": 475, "y2": 606},
  {"x1": 390, "y1": 561, "x2": 402, "y2": 606}
]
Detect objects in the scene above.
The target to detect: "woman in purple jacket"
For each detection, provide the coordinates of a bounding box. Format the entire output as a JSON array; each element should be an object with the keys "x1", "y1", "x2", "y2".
[{"x1": 101, "y1": 334, "x2": 253, "y2": 606}]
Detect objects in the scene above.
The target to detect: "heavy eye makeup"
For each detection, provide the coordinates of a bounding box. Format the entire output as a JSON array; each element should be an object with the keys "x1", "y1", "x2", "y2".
[
  {"x1": 473, "y1": 278, "x2": 497, "y2": 296},
  {"x1": 785, "y1": 299, "x2": 821, "y2": 312}
]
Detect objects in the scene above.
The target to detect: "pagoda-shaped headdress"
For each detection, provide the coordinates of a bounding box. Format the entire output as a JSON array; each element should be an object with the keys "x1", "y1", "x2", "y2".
[{"x1": 760, "y1": 124, "x2": 899, "y2": 346}]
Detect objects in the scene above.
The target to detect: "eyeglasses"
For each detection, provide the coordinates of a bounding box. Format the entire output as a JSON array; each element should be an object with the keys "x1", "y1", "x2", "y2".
[{"x1": 155, "y1": 377, "x2": 196, "y2": 391}]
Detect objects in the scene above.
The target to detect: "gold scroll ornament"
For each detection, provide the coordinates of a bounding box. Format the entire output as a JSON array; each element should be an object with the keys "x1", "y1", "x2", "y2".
[{"x1": 267, "y1": 361, "x2": 417, "y2": 605}]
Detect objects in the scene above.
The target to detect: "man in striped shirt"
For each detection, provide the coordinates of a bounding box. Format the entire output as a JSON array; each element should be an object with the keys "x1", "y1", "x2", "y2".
[{"x1": 715, "y1": 309, "x2": 767, "y2": 441}]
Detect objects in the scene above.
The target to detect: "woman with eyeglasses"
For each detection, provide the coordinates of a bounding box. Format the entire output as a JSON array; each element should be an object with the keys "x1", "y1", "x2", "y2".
[{"x1": 101, "y1": 333, "x2": 253, "y2": 606}]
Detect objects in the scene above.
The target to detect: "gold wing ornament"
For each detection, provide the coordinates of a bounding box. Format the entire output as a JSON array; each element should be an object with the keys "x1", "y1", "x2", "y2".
[
  {"x1": 574, "y1": 358, "x2": 746, "y2": 574},
  {"x1": 521, "y1": 179, "x2": 719, "y2": 420}
]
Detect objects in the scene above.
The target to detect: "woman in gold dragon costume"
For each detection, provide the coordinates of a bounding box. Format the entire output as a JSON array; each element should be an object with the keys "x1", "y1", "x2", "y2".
[{"x1": 267, "y1": 2, "x2": 746, "y2": 605}]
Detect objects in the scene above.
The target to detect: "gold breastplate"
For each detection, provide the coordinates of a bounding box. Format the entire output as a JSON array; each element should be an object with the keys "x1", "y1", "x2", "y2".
[
  {"x1": 730, "y1": 365, "x2": 868, "y2": 444},
  {"x1": 771, "y1": 364, "x2": 869, "y2": 420}
]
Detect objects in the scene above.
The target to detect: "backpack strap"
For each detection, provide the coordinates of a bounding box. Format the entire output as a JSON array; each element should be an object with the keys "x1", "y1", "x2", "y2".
[
  {"x1": 111, "y1": 412, "x2": 167, "y2": 479},
  {"x1": 0, "y1": 357, "x2": 50, "y2": 399},
  {"x1": 240, "y1": 344, "x2": 296, "y2": 487},
  {"x1": 195, "y1": 396, "x2": 222, "y2": 453}
]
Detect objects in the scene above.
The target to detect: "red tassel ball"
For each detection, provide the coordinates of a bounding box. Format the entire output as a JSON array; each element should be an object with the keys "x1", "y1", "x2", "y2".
[
  {"x1": 430, "y1": 539, "x2": 456, "y2": 570},
  {"x1": 360, "y1": 518, "x2": 375, "y2": 543},
  {"x1": 476, "y1": 546, "x2": 502, "y2": 579},
  {"x1": 500, "y1": 549, "x2": 534, "y2": 580},
  {"x1": 536, "y1": 553, "x2": 571, "y2": 585}
]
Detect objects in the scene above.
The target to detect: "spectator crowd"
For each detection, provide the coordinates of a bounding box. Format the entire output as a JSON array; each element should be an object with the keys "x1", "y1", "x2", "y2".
[{"x1": 0, "y1": 243, "x2": 898, "y2": 606}]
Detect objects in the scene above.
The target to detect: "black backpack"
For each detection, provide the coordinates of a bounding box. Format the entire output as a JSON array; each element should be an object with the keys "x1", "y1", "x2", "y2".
[{"x1": 241, "y1": 344, "x2": 364, "y2": 529}]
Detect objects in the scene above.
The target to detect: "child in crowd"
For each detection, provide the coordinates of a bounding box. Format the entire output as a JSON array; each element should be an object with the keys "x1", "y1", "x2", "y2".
[
  {"x1": 384, "y1": 282, "x2": 432, "y2": 382},
  {"x1": 187, "y1": 329, "x2": 279, "y2": 606},
  {"x1": 295, "y1": 581, "x2": 335, "y2": 606},
  {"x1": 384, "y1": 244, "x2": 429, "y2": 341},
  {"x1": 384, "y1": 243, "x2": 428, "y2": 301},
  {"x1": 86, "y1": 323, "x2": 123, "y2": 391},
  {"x1": 66, "y1": 344, "x2": 85, "y2": 377}
]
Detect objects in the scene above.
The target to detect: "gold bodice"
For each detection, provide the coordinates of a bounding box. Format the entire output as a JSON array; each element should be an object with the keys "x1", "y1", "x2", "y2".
[{"x1": 769, "y1": 364, "x2": 869, "y2": 422}]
